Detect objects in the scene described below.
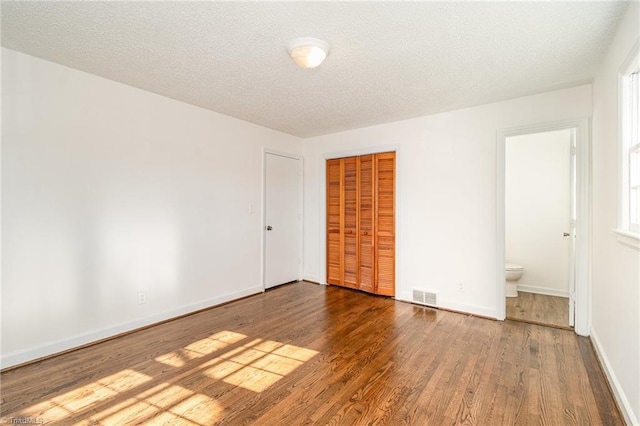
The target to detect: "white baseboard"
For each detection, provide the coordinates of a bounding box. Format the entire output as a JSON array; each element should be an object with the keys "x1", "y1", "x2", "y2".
[
  {"x1": 303, "y1": 274, "x2": 321, "y2": 284},
  {"x1": 517, "y1": 284, "x2": 569, "y2": 298},
  {"x1": 437, "y1": 299, "x2": 497, "y2": 318},
  {"x1": 590, "y1": 328, "x2": 639, "y2": 426},
  {"x1": 396, "y1": 293, "x2": 497, "y2": 319},
  {"x1": 1, "y1": 286, "x2": 264, "y2": 370}
]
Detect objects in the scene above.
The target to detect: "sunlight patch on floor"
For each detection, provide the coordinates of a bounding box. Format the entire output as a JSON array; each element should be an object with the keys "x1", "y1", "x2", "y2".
[
  {"x1": 154, "y1": 351, "x2": 187, "y2": 368},
  {"x1": 202, "y1": 337, "x2": 318, "y2": 393},
  {"x1": 87, "y1": 383, "x2": 220, "y2": 426},
  {"x1": 12, "y1": 330, "x2": 317, "y2": 424},
  {"x1": 20, "y1": 369, "x2": 153, "y2": 420},
  {"x1": 182, "y1": 330, "x2": 248, "y2": 357},
  {"x1": 155, "y1": 330, "x2": 250, "y2": 368}
]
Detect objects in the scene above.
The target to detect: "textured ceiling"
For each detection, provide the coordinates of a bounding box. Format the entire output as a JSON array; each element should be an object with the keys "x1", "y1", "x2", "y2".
[{"x1": 1, "y1": 1, "x2": 629, "y2": 138}]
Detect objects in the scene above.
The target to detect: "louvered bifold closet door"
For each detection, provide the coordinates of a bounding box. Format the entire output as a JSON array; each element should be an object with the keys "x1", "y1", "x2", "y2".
[
  {"x1": 374, "y1": 152, "x2": 395, "y2": 296},
  {"x1": 326, "y1": 159, "x2": 342, "y2": 285},
  {"x1": 326, "y1": 152, "x2": 395, "y2": 296},
  {"x1": 358, "y1": 155, "x2": 375, "y2": 293}
]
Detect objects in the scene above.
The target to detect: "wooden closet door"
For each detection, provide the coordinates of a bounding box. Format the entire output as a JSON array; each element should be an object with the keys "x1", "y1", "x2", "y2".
[
  {"x1": 326, "y1": 159, "x2": 342, "y2": 285},
  {"x1": 343, "y1": 157, "x2": 359, "y2": 288},
  {"x1": 375, "y1": 152, "x2": 395, "y2": 296},
  {"x1": 326, "y1": 152, "x2": 395, "y2": 296},
  {"x1": 358, "y1": 155, "x2": 375, "y2": 293}
]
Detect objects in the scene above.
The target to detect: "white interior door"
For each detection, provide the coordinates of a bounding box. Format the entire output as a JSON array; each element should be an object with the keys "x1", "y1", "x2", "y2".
[{"x1": 265, "y1": 153, "x2": 301, "y2": 289}]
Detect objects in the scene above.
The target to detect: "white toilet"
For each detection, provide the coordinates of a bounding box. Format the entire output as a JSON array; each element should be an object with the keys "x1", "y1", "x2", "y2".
[{"x1": 505, "y1": 263, "x2": 524, "y2": 298}]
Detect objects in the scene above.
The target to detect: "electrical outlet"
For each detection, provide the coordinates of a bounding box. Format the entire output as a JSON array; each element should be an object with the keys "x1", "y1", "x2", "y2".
[
  {"x1": 137, "y1": 292, "x2": 147, "y2": 304},
  {"x1": 457, "y1": 282, "x2": 464, "y2": 292}
]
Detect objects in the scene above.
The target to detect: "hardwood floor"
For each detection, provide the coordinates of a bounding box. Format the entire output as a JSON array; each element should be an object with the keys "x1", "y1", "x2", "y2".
[
  {"x1": 506, "y1": 291, "x2": 571, "y2": 329},
  {"x1": 1, "y1": 282, "x2": 621, "y2": 425}
]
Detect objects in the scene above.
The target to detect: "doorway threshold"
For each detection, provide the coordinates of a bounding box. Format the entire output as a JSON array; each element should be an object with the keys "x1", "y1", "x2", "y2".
[{"x1": 506, "y1": 316, "x2": 573, "y2": 331}]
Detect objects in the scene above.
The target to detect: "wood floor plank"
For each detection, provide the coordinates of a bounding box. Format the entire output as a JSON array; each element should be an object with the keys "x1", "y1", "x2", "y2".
[{"x1": 0, "y1": 282, "x2": 623, "y2": 425}]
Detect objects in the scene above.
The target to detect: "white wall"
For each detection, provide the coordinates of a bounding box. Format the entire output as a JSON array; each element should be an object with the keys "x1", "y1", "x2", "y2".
[
  {"x1": 303, "y1": 85, "x2": 592, "y2": 318},
  {"x1": 506, "y1": 129, "x2": 571, "y2": 297},
  {"x1": 591, "y1": 2, "x2": 640, "y2": 424},
  {"x1": 1, "y1": 48, "x2": 302, "y2": 368}
]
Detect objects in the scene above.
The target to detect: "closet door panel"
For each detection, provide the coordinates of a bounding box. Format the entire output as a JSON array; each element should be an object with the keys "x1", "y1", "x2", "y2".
[
  {"x1": 375, "y1": 152, "x2": 395, "y2": 296},
  {"x1": 358, "y1": 155, "x2": 375, "y2": 293},
  {"x1": 343, "y1": 157, "x2": 359, "y2": 288},
  {"x1": 326, "y1": 159, "x2": 342, "y2": 285}
]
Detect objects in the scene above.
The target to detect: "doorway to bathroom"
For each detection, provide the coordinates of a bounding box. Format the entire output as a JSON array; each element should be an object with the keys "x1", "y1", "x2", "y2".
[
  {"x1": 497, "y1": 119, "x2": 590, "y2": 335},
  {"x1": 505, "y1": 128, "x2": 575, "y2": 329}
]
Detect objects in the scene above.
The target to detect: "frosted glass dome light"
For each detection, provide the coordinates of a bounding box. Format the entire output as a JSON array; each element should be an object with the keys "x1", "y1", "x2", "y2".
[{"x1": 288, "y1": 37, "x2": 329, "y2": 69}]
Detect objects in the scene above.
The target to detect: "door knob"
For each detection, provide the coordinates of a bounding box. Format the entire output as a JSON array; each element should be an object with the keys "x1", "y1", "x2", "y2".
[
  {"x1": 266, "y1": 225, "x2": 273, "y2": 231},
  {"x1": 563, "y1": 232, "x2": 570, "y2": 237}
]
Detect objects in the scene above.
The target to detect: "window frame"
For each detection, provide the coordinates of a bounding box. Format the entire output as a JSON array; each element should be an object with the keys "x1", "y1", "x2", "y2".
[{"x1": 617, "y1": 40, "x2": 640, "y2": 241}]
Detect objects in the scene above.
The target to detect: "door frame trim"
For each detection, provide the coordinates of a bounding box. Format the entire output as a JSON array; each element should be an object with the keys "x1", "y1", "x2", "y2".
[
  {"x1": 318, "y1": 145, "x2": 400, "y2": 293},
  {"x1": 496, "y1": 118, "x2": 590, "y2": 335},
  {"x1": 262, "y1": 149, "x2": 304, "y2": 291}
]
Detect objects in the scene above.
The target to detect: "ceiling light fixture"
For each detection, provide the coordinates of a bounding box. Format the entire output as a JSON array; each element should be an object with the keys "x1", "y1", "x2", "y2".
[{"x1": 288, "y1": 37, "x2": 329, "y2": 69}]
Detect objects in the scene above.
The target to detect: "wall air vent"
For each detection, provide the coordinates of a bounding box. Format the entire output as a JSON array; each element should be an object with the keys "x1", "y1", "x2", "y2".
[{"x1": 412, "y1": 289, "x2": 438, "y2": 307}]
